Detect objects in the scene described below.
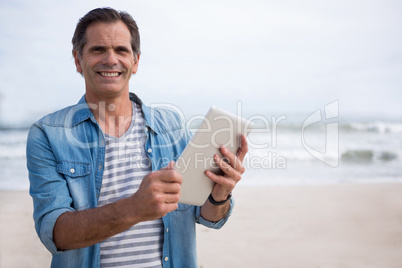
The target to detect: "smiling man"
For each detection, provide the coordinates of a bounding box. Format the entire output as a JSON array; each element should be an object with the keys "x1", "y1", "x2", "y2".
[{"x1": 27, "y1": 7, "x2": 248, "y2": 268}]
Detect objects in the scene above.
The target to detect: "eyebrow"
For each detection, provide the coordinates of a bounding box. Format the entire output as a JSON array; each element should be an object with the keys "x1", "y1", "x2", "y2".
[
  {"x1": 88, "y1": 45, "x2": 106, "y2": 51},
  {"x1": 115, "y1": 46, "x2": 130, "y2": 52},
  {"x1": 88, "y1": 45, "x2": 131, "y2": 52}
]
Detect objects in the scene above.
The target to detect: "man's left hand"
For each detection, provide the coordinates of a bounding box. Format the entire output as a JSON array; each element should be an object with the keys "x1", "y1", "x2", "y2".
[{"x1": 205, "y1": 134, "x2": 248, "y2": 202}]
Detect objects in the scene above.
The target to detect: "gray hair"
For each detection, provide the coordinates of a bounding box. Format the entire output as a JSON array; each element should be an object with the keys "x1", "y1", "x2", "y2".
[{"x1": 72, "y1": 7, "x2": 141, "y2": 58}]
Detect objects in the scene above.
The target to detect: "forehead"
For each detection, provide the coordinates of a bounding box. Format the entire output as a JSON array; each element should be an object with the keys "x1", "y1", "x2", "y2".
[{"x1": 85, "y1": 21, "x2": 132, "y2": 48}]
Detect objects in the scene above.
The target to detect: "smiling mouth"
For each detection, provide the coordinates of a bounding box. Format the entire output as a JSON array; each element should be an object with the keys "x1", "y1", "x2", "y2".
[{"x1": 98, "y1": 72, "x2": 121, "y2": 77}]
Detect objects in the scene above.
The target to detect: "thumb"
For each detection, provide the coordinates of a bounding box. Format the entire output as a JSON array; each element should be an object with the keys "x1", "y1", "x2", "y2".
[{"x1": 163, "y1": 161, "x2": 175, "y2": 170}]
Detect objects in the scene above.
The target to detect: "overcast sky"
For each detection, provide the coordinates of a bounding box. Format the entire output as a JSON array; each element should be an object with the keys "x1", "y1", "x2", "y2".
[{"x1": 0, "y1": 0, "x2": 401, "y2": 126}]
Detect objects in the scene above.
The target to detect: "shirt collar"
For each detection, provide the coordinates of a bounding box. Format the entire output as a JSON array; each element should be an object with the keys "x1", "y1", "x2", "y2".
[
  {"x1": 133, "y1": 92, "x2": 161, "y2": 135},
  {"x1": 71, "y1": 93, "x2": 161, "y2": 134},
  {"x1": 70, "y1": 95, "x2": 94, "y2": 126}
]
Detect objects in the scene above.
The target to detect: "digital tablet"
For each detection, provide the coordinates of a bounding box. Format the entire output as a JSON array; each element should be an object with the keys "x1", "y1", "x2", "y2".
[{"x1": 175, "y1": 106, "x2": 254, "y2": 206}]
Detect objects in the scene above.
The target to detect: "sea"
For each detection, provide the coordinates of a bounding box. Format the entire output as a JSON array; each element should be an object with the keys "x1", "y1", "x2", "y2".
[{"x1": 0, "y1": 115, "x2": 401, "y2": 190}]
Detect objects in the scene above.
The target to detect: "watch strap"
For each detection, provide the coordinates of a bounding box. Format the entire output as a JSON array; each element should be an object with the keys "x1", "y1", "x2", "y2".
[{"x1": 208, "y1": 192, "x2": 232, "y2": 206}]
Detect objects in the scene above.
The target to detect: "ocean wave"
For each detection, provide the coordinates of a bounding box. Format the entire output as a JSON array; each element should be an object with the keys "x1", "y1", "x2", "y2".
[
  {"x1": 248, "y1": 147, "x2": 400, "y2": 165},
  {"x1": 341, "y1": 150, "x2": 399, "y2": 163},
  {"x1": 249, "y1": 121, "x2": 402, "y2": 134},
  {"x1": 0, "y1": 129, "x2": 28, "y2": 159},
  {"x1": 341, "y1": 122, "x2": 402, "y2": 134},
  {"x1": 0, "y1": 143, "x2": 26, "y2": 159}
]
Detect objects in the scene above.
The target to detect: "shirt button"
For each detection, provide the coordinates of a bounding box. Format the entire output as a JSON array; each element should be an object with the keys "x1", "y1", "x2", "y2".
[
  {"x1": 166, "y1": 228, "x2": 169, "y2": 233},
  {"x1": 164, "y1": 257, "x2": 169, "y2": 262},
  {"x1": 99, "y1": 164, "x2": 102, "y2": 170},
  {"x1": 147, "y1": 148, "x2": 152, "y2": 153},
  {"x1": 70, "y1": 168, "x2": 75, "y2": 174}
]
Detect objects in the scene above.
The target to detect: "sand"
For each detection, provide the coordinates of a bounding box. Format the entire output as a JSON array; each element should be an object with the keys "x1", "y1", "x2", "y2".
[
  {"x1": 0, "y1": 190, "x2": 51, "y2": 268},
  {"x1": 1, "y1": 184, "x2": 402, "y2": 267}
]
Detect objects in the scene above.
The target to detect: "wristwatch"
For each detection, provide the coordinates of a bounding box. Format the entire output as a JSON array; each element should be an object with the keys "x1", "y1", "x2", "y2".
[{"x1": 208, "y1": 192, "x2": 232, "y2": 206}]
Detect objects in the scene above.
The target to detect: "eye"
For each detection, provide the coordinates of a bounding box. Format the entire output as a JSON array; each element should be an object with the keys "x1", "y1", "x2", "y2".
[
  {"x1": 90, "y1": 46, "x2": 106, "y2": 53},
  {"x1": 116, "y1": 46, "x2": 130, "y2": 54}
]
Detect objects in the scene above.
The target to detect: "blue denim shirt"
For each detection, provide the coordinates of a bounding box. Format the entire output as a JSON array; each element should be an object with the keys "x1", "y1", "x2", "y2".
[{"x1": 27, "y1": 93, "x2": 233, "y2": 268}]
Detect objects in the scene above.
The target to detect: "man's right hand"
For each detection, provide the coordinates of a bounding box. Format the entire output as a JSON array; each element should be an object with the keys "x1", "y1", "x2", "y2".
[
  {"x1": 129, "y1": 161, "x2": 182, "y2": 221},
  {"x1": 54, "y1": 161, "x2": 182, "y2": 250}
]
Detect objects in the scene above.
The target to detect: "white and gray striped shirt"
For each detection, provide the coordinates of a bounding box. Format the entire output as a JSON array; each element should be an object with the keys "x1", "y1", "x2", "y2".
[{"x1": 98, "y1": 102, "x2": 163, "y2": 268}]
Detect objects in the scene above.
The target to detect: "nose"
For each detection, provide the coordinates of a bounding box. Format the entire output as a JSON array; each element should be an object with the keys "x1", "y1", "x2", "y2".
[{"x1": 102, "y1": 50, "x2": 118, "y2": 66}]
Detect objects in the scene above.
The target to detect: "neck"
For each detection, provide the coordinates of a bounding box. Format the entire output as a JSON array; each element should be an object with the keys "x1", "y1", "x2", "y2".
[{"x1": 86, "y1": 93, "x2": 133, "y2": 137}]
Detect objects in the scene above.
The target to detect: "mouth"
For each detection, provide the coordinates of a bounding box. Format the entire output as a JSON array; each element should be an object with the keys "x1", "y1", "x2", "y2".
[{"x1": 98, "y1": 71, "x2": 122, "y2": 78}]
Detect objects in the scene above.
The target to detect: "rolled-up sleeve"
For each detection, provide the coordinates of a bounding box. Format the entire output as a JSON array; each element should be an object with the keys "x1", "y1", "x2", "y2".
[
  {"x1": 195, "y1": 198, "x2": 234, "y2": 229},
  {"x1": 26, "y1": 124, "x2": 75, "y2": 254}
]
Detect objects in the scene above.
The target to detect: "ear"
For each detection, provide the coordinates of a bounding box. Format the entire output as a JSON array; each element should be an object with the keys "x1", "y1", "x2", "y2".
[
  {"x1": 132, "y1": 54, "x2": 140, "y2": 74},
  {"x1": 73, "y1": 50, "x2": 83, "y2": 74}
]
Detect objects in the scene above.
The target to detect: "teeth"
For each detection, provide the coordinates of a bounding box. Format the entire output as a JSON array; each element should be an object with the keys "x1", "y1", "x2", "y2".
[{"x1": 100, "y1": 72, "x2": 119, "y2": 77}]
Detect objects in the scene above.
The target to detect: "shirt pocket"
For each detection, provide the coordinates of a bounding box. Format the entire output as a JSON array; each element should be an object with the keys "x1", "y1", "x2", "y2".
[{"x1": 57, "y1": 161, "x2": 91, "y2": 210}]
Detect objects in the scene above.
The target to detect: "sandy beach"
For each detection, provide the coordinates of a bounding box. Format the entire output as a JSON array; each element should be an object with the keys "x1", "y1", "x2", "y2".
[{"x1": 1, "y1": 184, "x2": 402, "y2": 267}]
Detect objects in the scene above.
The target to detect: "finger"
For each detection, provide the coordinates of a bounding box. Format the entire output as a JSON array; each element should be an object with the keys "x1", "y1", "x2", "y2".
[
  {"x1": 161, "y1": 181, "x2": 181, "y2": 194},
  {"x1": 167, "y1": 161, "x2": 175, "y2": 169},
  {"x1": 205, "y1": 170, "x2": 236, "y2": 189},
  {"x1": 220, "y1": 146, "x2": 245, "y2": 174},
  {"x1": 236, "y1": 135, "x2": 248, "y2": 162},
  {"x1": 213, "y1": 154, "x2": 242, "y2": 183},
  {"x1": 164, "y1": 203, "x2": 179, "y2": 214},
  {"x1": 153, "y1": 169, "x2": 183, "y2": 184},
  {"x1": 161, "y1": 161, "x2": 175, "y2": 170},
  {"x1": 162, "y1": 192, "x2": 181, "y2": 204},
  {"x1": 154, "y1": 200, "x2": 179, "y2": 218}
]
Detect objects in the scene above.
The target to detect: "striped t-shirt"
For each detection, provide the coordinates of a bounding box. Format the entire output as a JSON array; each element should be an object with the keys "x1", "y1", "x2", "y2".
[{"x1": 98, "y1": 102, "x2": 163, "y2": 268}]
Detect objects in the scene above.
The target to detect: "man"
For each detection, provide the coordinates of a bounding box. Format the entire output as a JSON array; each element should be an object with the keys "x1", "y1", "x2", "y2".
[{"x1": 27, "y1": 7, "x2": 247, "y2": 267}]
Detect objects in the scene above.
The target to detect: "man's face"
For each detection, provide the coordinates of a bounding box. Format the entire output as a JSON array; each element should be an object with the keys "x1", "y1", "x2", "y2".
[{"x1": 73, "y1": 21, "x2": 139, "y2": 100}]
